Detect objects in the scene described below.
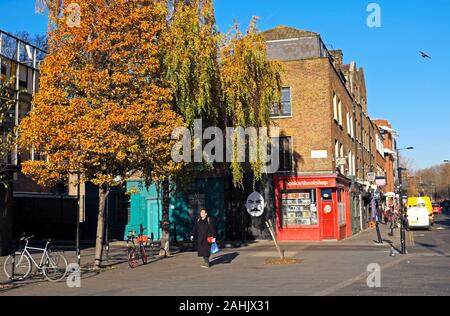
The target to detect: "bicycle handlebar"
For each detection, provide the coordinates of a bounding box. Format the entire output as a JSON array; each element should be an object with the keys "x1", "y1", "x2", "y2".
[{"x1": 20, "y1": 235, "x2": 34, "y2": 241}]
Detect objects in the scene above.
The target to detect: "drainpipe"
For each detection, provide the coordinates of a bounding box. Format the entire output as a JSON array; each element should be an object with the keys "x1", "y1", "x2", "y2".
[{"x1": 359, "y1": 194, "x2": 363, "y2": 231}]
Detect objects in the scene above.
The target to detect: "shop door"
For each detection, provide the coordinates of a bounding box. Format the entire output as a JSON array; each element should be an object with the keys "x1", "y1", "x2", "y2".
[
  {"x1": 147, "y1": 199, "x2": 162, "y2": 240},
  {"x1": 321, "y1": 189, "x2": 335, "y2": 240},
  {"x1": 351, "y1": 195, "x2": 361, "y2": 234}
]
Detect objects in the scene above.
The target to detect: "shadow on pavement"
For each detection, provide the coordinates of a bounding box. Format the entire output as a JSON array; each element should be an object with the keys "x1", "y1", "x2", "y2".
[
  {"x1": 414, "y1": 241, "x2": 448, "y2": 257},
  {"x1": 210, "y1": 253, "x2": 239, "y2": 266},
  {"x1": 435, "y1": 215, "x2": 450, "y2": 228}
]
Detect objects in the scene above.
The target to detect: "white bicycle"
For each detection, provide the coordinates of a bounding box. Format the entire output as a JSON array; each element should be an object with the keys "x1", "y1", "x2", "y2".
[{"x1": 3, "y1": 235, "x2": 68, "y2": 282}]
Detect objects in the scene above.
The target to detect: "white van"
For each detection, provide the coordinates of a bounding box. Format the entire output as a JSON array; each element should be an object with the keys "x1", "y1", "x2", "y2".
[{"x1": 407, "y1": 206, "x2": 431, "y2": 230}]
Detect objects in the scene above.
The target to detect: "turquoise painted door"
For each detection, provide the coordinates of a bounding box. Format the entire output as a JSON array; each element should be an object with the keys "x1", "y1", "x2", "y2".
[
  {"x1": 124, "y1": 193, "x2": 148, "y2": 240},
  {"x1": 147, "y1": 199, "x2": 162, "y2": 240}
]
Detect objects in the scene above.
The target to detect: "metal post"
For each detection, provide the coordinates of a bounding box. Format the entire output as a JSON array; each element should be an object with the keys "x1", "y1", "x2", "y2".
[
  {"x1": 397, "y1": 150, "x2": 406, "y2": 255},
  {"x1": 265, "y1": 220, "x2": 284, "y2": 260},
  {"x1": 76, "y1": 172, "x2": 81, "y2": 266},
  {"x1": 105, "y1": 187, "x2": 110, "y2": 261}
]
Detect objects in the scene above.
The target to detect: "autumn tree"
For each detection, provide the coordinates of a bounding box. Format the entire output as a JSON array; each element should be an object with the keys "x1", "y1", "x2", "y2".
[
  {"x1": 220, "y1": 19, "x2": 283, "y2": 187},
  {"x1": 21, "y1": 0, "x2": 184, "y2": 268},
  {"x1": 0, "y1": 78, "x2": 16, "y2": 184},
  {"x1": 158, "y1": 0, "x2": 282, "y2": 253}
]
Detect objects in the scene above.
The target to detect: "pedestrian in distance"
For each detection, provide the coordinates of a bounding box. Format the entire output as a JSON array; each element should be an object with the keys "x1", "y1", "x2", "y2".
[{"x1": 190, "y1": 209, "x2": 216, "y2": 269}]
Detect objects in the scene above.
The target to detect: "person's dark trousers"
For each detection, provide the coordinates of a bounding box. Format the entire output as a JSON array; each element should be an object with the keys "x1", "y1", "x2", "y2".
[
  {"x1": 375, "y1": 221, "x2": 383, "y2": 244},
  {"x1": 388, "y1": 221, "x2": 395, "y2": 236},
  {"x1": 203, "y1": 256, "x2": 210, "y2": 267}
]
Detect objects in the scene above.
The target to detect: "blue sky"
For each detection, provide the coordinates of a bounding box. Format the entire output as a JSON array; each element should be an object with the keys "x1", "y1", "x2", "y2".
[{"x1": 1, "y1": 0, "x2": 449, "y2": 170}]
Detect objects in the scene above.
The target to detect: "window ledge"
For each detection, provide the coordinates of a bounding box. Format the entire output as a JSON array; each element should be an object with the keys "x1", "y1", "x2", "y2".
[{"x1": 270, "y1": 115, "x2": 293, "y2": 120}]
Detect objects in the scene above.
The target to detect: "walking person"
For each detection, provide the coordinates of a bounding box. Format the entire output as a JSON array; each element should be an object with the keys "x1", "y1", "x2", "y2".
[
  {"x1": 190, "y1": 209, "x2": 216, "y2": 269},
  {"x1": 387, "y1": 205, "x2": 396, "y2": 237}
]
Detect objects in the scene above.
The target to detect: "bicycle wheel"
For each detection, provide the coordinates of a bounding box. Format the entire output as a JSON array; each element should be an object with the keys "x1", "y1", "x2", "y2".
[
  {"x1": 3, "y1": 253, "x2": 32, "y2": 281},
  {"x1": 128, "y1": 247, "x2": 138, "y2": 269},
  {"x1": 140, "y1": 245, "x2": 148, "y2": 265},
  {"x1": 42, "y1": 252, "x2": 68, "y2": 282}
]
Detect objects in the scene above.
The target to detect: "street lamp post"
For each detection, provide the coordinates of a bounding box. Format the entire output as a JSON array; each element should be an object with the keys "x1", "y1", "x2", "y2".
[
  {"x1": 445, "y1": 161, "x2": 450, "y2": 209},
  {"x1": 76, "y1": 172, "x2": 81, "y2": 267},
  {"x1": 397, "y1": 147, "x2": 414, "y2": 255}
]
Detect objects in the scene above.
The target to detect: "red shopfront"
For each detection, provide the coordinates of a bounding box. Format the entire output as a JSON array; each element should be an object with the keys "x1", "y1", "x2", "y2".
[{"x1": 274, "y1": 175, "x2": 353, "y2": 241}]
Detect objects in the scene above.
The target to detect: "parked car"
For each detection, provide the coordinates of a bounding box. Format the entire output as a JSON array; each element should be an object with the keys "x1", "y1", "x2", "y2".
[{"x1": 432, "y1": 203, "x2": 443, "y2": 215}]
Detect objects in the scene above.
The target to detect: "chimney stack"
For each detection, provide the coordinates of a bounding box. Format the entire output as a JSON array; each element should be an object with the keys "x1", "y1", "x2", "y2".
[{"x1": 329, "y1": 49, "x2": 343, "y2": 67}]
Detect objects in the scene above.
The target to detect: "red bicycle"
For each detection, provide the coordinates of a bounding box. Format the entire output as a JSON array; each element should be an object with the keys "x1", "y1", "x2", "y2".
[{"x1": 127, "y1": 226, "x2": 149, "y2": 269}]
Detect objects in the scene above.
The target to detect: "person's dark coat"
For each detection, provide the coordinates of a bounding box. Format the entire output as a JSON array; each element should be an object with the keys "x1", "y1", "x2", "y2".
[{"x1": 192, "y1": 217, "x2": 216, "y2": 258}]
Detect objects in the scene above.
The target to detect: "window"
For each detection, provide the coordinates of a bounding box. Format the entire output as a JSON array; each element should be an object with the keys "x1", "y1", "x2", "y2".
[
  {"x1": 271, "y1": 87, "x2": 292, "y2": 117},
  {"x1": 339, "y1": 144, "x2": 344, "y2": 174},
  {"x1": 350, "y1": 117, "x2": 354, "y2": 139},
  {"x1": 348, "y1": 152, "x2": 353, "y2": 177},
  {"x1": 32, "y1": 148, "x2": 47, "y2": 162},
  {"x1": 333, "y1": 92, "x2": 338, "y2": 121},
  {"x1": 19, "y1": 65, "x2": 28, "y2": 90},
  {"x1": 281, "y1": 189, "x2": 318, "y2": 227},
  {"x1": 338, "y1": 100, "x2": 343, "y2": 126},
  {"x1": 346, "y1": 113, "x2": 350, "y2": 134},
  {"x1": 321, "y1": 189, "x2": 333, "y2": 201},
  {"x1": 335, "y1": 140, "x2": 339, "y2": 159},
  {"x1": 352, "y1": 153, "x2": 356, "y2": 176},
  {"x1": 276, "y1": 137, "x2": 293, "y2": 172}
]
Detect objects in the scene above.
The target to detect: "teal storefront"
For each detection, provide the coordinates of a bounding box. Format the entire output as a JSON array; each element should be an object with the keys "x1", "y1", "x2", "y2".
[{"x1": 125, "y1": 178, "x2": 225, "y2": 241}]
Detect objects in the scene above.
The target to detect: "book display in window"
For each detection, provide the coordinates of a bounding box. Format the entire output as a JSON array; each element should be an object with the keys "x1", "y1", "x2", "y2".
[{"x1": 281, "y1": 191, "x2": 318, "y2": 227}]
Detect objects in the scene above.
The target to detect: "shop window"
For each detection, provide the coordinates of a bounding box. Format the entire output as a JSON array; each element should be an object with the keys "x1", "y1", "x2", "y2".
[
  {"x1": 281, "y1": 189, "x2": 318, "y2": 227},
  {"x1": 271, "y1": 87, "x2": 292, "y2": 117}
]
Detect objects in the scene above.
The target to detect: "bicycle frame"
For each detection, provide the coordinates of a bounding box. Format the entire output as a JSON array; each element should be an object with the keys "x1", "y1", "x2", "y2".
[{"x1": 18, "y1": 239, "x2": 52, "y2": 271}]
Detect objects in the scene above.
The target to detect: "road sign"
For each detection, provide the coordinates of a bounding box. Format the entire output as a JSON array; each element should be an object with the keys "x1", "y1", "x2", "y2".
[
  {"x1": 367, "y1": 172, "x2": 376, "y2": 182},
  {"x1": 336, "y1": 158, "x2": 347, "y2": 166}
]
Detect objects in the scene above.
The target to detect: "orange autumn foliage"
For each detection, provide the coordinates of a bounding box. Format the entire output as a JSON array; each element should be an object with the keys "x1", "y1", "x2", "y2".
[{"x1": 20, "y1": 0, "x2": 185, "y2": 188}]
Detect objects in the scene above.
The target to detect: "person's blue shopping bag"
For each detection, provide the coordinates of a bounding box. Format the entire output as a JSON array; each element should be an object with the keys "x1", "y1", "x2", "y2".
[{"x1": 211, "y1": 242, "x2": 220, "y2": 255}]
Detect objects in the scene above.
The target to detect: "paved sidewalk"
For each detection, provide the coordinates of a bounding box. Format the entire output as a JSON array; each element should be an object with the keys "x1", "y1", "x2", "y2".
[{"x1": 1, "y1": 219, "x2": 449, "y2": 296}]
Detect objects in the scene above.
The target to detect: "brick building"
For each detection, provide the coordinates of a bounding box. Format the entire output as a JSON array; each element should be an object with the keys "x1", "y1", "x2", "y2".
[
  {"x1": 373, "y1": 119, "x2": 398, "y2": 207},
  {"x1": 263, "y1": 26, "x2": 384, "y2": 241}
]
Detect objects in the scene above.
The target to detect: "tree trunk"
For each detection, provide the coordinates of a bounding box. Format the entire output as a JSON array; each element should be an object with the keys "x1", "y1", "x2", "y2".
[
  {"x1": 94, "y1": 184, "x2": 109, "y2": 268},
  {"x1": 159, "y1": 179, "x2": 171, "y2": 257}
]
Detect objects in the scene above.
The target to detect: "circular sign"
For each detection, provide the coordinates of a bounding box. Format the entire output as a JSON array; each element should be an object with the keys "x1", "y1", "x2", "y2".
[
  {"x1": 324, "y1": 205, "x2": 332, "y2": 214},
  {"x1": 246, "y1": 192, "x2": 265, "y2": 217}
]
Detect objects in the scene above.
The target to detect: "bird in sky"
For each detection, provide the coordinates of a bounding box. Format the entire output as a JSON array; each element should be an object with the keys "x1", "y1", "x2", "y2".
[{"x1": 420, "y1": 51, "x2": 431, "y2": 59}]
